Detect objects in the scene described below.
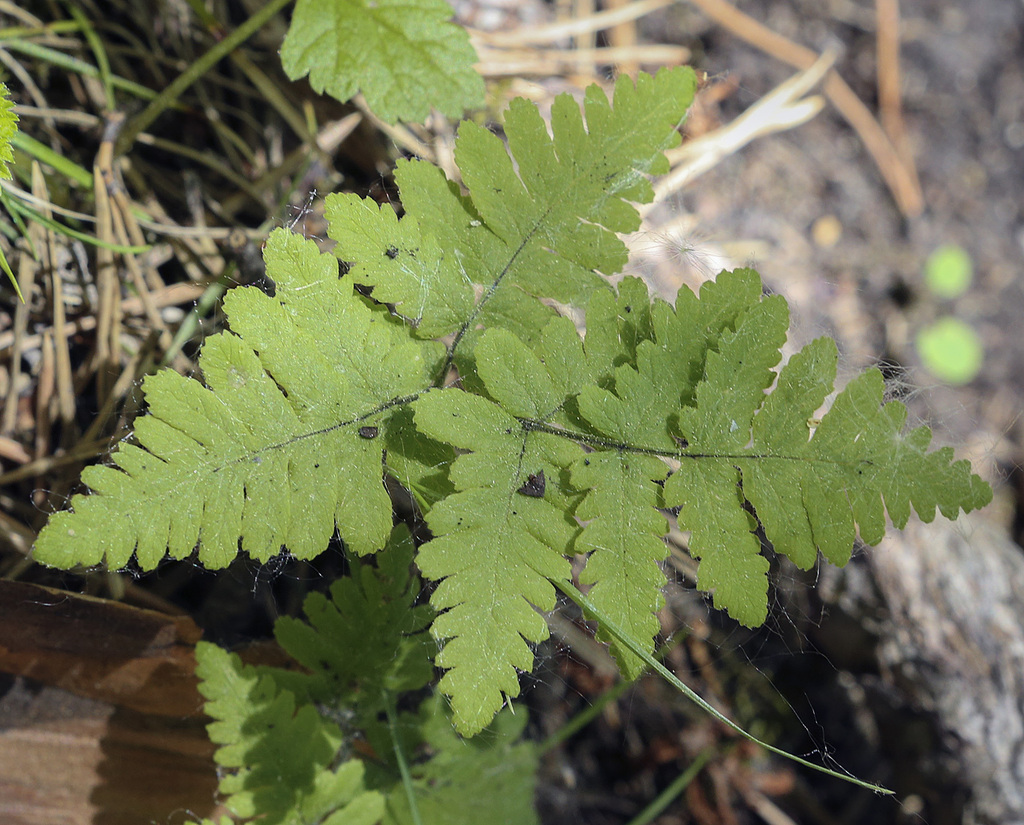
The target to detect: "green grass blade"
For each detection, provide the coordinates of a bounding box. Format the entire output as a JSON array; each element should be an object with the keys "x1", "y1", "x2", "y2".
[
  {"x1": 11, "y1": 131, "x2": 92, "y2": 187},
  {"x1": 554, "y1": 578, "x2": 894, "y2": 796}
]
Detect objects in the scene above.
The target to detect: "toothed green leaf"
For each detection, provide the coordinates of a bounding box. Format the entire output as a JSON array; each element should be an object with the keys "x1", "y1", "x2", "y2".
[
  {"x1": 328, "y1": 67, "x2": 697, "y2": 355},
  {"x1": 280, "y1": 0, "x2": 483, "y2": 123},
  {"x1": 663, "y1": 289, "x2": 991, "y2": 626},
  {"x1": 34, "y1": 229, "x2": 440, "y2": 569},
  {"x1": 196, "y1": 642, "x2": 384, "y2": 825},
  {"x1": 413, "y1": 386, "x2": 579, "y2": 735}
]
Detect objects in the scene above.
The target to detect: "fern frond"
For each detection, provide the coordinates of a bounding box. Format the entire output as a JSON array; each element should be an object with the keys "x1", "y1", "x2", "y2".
[
  {"x1": 34, "y1": 230, "x2": 440, "y2": 569},
  {"x1": 196, "y1": 642, "x2": 385, "y2": 825},
  {"x1": 280, "y1": 0, "x2": 484, "y2": 122},
  {"x1": 195, "y1": 531, "x2": 538, "y2": 824},
  {"x1": 413, "y1": 384, "x2": 579, "y2": 735},
  {"x1": 272, "y1": 525, "x2": 435, "y2": 714},
  {"x1": 663, "y1": 282, "x2": 992, "y2": 626},
  {"x1": 565, "y1": 269, "x2": 777, "y2": 664},
  {"x1": 326, "y1": 67, "x2": 698, "y2": 353},
  {"x1": 572, "y1": 452, "x2": 669, "y2": 677},
  {"x1": 31, "y1": 63, "x2": 990, "y2": 749}
]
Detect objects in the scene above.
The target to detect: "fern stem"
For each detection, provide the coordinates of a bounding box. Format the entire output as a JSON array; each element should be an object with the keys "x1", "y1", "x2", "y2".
[
  {"x1": 519, "y1": 417, "x2": 871, "y2": 467},
  {"x1": 552, "y1": 578, "x2": 894, "y2": 796},
  {"x1": 623, "y1": 746, "x2": 717, "y2": 825},
  {"x1": 384, "y1": 694, "x2": 423, "y2": 825},
  {"x1": 438, "y1": 226, "x2": 539, "y2": 382}
]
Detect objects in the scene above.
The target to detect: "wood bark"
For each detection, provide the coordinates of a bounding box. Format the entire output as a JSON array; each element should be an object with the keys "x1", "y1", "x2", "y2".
[{"x1": 818, "y1": 513, "x2": 1024, "y2": 825}]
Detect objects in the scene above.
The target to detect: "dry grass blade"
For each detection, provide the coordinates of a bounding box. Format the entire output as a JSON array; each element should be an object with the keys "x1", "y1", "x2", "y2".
[
  {"x1": 475, "y1": 43, "x2": 691, "y2": 78},
  {"x1": 645, "y1": 51, "x2": 833, "y2": 214},
  {"x1": 471, "y1": 0, "x2": 688, "y2": 79},
  {"x1": 685, "y1": 0, "x2": 924, "y2": 216}
]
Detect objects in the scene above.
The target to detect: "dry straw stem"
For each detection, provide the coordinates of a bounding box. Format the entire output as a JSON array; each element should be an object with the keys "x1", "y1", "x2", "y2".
[
  {"x1": 685, "y1": 0, "x2": 923, "y2": 216},
  {"x1": 474, "y1": 44, "x2": 691, "y2": 78},
  {"x1": 875, "y1": 0, "x2": 918, "y2": 184},
  {"x1": 471, "y1": 0, "x2": 689, "y2": 78},
  {"x1": 472, "y1": 0, "x2": 675, "y2": 47},
  {"x1": 644, "y1": 51, "x2": 834, "y2": 216},
  {"x1": 30, "y1": 164, "x2": 75, "y2": 431}
]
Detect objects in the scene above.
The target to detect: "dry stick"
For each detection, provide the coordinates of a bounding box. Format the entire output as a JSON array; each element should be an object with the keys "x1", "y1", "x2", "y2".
[
  {"x1": 352, "y1": 96, "x2": 435, "y2": 162},
  {"x1": 30, "y1": 164, "x2": 76, "y2": 429},
  {"x1": 108, "y1": 200, "x2": 174, "y2": 353},
  {"x1": 93, "y1": 119, "x2": 120, "y2": 404},
  {"x1": 1, "y1": 251, "x2": 33, "y2": 434},
  {"x1": 0, "y1": 429, "x2": 131, "y2": 488},
  {"x1": 685, "y1": 0, "x2": 923, "y2": 217},
  {"x1": 0, "y1": 283, "x2": 206, "y2": 352},
  {"x1": 33, "y1": 330, "x2": 54, "y2": 508},
  {"x1": 875, "y1": 0, "x2": 919, "y2": 186},
  {"x1": 647, "y1": 53, "x2": 831, "y2": 214},
  {"x1": 568, "y1": 0, "x2": 597, "y2": 89},
  {"x1": 96, "y1": 115, "x2": 175, "y2": 356},
  {"x1": 473, "y1": 0, "x2": 675, "y2": 47}
]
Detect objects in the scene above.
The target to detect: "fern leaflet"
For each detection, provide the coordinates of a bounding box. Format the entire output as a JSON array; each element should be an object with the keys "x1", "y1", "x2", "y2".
[
  {"x1": 196, "y1": 642, "x2": 385, "y2": 825},
  {"x1": 34, "y1": 230, "x2": 440, "y2": 569},
  {"x1": 193, "y1": 528, "x2": 538, "y2": 825},
  {"x1": 326, "y1": 66, "x2": 697, "y2": 356}
]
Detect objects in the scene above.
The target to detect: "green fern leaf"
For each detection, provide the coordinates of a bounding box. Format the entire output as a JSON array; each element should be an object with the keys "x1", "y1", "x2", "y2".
[
  {"x1": 565, "y1": 269, "x2": 775, "y2": 667},
  {"x1": 413, "y1": 385, "x2": 579, "y2": 735},
  {"x1": 412, "y1": 326, "x2": 595, "y2": 733},
  {"x1": 272, "y1": 525, "x2": 435, "y2": 714},
  {"x1": 572, "y1": 452, "x2": 669, "y2": 677},
  {"x1": 0, "y1": 81, "x2": 16, "y2": 181},
  {"x1": 34, "y1": 229, "x2": 440, "y2": 569},
  {"x1": 324, "y1": 189, "x2": 477, "y2": 339},
  {"x1": 30, "y1": 61, "x2": 990, "y2": 751},
  {"x1": 196, "y1": 642, "x2": 385, "y2": 825},
  {"x1": 280, "y1": 0, "x2": 483, "y2": 123},
  {"x1": 327, "y1": 67, "x2": 697, "y2": 352},
  {"x1": 385, "y1": 695, "x2": 539, "y2": 825},
  {"x1": 663, "y1": 283, "x2": 992, "y2": 626}
]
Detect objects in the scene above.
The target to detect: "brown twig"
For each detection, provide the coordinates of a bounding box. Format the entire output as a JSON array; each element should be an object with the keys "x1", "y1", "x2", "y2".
[
  {"x1": 685, "y1": 0, "x2": 923, "y2": 217},
  {"x1": 472, "y1": 0, "x2": 675, "y2": 47},
  {"x1": 876, "y1": 0, "x2": 920, "y2": 191}
]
